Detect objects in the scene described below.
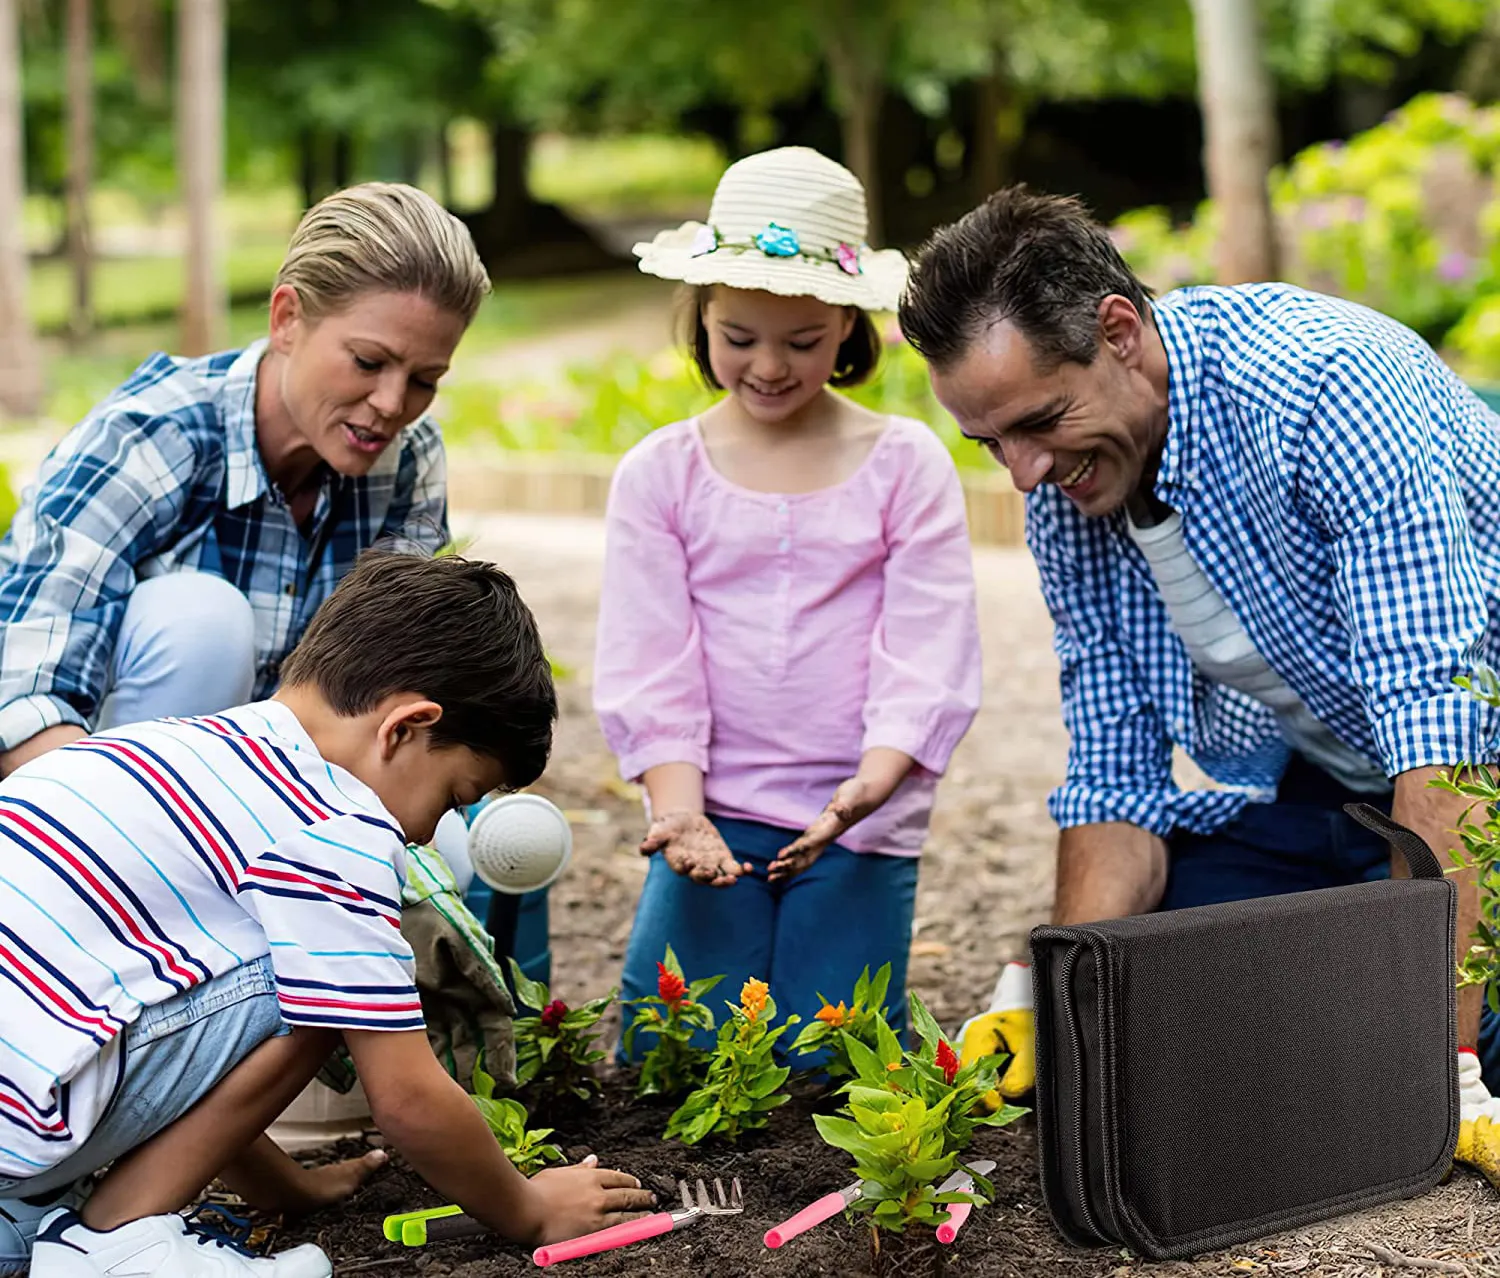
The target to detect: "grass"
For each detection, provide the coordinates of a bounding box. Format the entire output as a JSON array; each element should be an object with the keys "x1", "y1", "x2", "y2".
[{"x1": 529, "y1": 133, "x2": 725, "y2": 220}]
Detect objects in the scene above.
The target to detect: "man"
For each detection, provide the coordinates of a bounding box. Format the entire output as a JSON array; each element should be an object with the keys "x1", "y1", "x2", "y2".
[{"x1": 898, "y1": 185, "x2": 1500, "y2": 1187}]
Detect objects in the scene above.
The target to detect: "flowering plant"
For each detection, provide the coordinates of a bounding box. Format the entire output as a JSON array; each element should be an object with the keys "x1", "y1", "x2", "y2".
[
  {"x1": 622, "y1": 945, "x2": 724, "y2": 1098},
  {"x1": 789, "y1": 962, "x2": 893, "y2": 1081},
  {"x1": 664, "y1": 978, "x2": 800, "y2": 1144},
  {"x1": 469, "y1": 1057, "x2": 564, "y2": 1177},
  {"x1": 813, "y1": 992, "x2": 1026, "y2": 1234},
  {"x1": 507, "y1": 958, "x2": 613, "y2": 1107},
  {"x1": 755, "y1": 222, "x2": 802, "y2": 257}
]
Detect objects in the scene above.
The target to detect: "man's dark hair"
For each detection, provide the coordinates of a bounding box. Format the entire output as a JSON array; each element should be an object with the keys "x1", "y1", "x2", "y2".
[
  {"x1": 279, "y1": 550, "x2": 557, "y2": 789},
  {"x1": 898, "y1": 185, "x2": 1154, "y2": 371},
  {"x1": 679, "y1": 285, "x2": 882, "y2": 389}
]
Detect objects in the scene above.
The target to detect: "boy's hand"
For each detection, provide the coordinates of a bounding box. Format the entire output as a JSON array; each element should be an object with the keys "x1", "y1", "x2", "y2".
[
  {"x1": 641, "y1": 811, "x2": 750, "y2": 887},
  {"x1": 524, "y1": 1156, "x2": 658, "y2": 1245}
]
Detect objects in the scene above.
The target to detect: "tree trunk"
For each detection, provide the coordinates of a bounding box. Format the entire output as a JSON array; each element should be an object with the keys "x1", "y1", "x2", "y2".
[
  {"x1": 298, "y1": 127, "x2": 319, "y2": 210},
  {"x1": 65, "y1": 0, "x2": 93, "y2": 342},
  {"x1": 971, "y1": 67, "x2": 1011, "y2": 203},
  {"x1": 825, "y1": 37, "x2": 886, "y2": 246},
  {"x1": 331, "y1": 131, "x2": 352, "y2": 191},
  {"x1": 0, "y1": 0, "x2": 41, "y2": 417},
  {"x1": 1188, "y1": 0, "x2": 1279, "y2": 283},
  {"x1": 176, "y1": 0, "x2": 225, "y2": 356},
  {"x1": 436, "y1": 122, "x2": 453, "y2": 209}
]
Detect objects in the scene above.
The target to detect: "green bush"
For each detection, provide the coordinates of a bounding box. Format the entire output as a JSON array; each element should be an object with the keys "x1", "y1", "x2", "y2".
[
  {"x1": 436, "y1": 331, "x2": 986, "y2": 469},
  {"x1": 1109, "y1": 93, "x2": 1500, "y2": 380}
]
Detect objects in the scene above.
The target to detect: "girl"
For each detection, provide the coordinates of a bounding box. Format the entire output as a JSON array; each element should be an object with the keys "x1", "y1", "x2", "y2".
[{"x1": 594, "y1": 147, "x2": 982, "y2": 1048}]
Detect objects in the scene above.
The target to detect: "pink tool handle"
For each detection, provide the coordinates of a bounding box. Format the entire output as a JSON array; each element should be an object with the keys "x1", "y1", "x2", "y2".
[
  {"x1": 764, "y1": 1191, "x2": 848, "y2": 1249},
  {"x1": 936, "y1": 1202, "x2": 973, "y2": 1245},
  {"x1": 532, "y1": 1212, "x2": 674, "y2": 1267}
]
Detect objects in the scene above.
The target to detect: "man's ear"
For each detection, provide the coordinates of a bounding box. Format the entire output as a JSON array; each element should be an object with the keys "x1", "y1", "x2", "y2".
[
  {"x1": 376, "y1": 698, "x2": 443, "y2": 761},
  {"x1": 1097, "y1": 294, "x2": 1146, "y2": 367}
]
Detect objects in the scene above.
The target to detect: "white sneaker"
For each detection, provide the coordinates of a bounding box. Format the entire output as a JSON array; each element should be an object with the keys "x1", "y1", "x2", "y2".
[{"x1": 30, "y1": 1208, "x2": 332, "y2": 1277}]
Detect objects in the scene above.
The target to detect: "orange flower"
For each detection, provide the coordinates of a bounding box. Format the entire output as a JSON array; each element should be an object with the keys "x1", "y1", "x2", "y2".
[
  {"x1": 815, "y1": 1000, "x2": 850, "y2": 1028},
  {"x1": 740, "y1": 978, "x2": 770, "y2": 1023}
]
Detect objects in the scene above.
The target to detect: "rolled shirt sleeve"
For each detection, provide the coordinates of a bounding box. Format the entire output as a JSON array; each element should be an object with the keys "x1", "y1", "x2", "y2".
[{"x1": 1295, "y1": 346, "x2": 1500, "y2": 772}]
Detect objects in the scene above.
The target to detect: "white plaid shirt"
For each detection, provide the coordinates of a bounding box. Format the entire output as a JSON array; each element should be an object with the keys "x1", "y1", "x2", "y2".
[
  {"x1": 0, "y1": 340, "x2": 448, "y2": 752},
  {"x1": 1032, "y1": 284, "x2": 1500, "y2": 836}
]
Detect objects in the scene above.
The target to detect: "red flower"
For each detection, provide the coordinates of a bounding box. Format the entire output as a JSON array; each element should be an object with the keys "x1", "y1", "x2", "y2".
[
  {"x1": 936, "y1": 1038, "x2": 960, "y2": 1086},
  {"x1": 540, "y1": 999, "x2": 568, "y2": 1032},
  {"x1": 657, "y1": 962, "x2": 688, "y2": 1007}
]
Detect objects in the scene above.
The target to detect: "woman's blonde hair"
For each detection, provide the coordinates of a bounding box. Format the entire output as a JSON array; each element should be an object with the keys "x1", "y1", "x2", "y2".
[{"x1": 273, "y1": 182, "x2": 491, "y2": 325}]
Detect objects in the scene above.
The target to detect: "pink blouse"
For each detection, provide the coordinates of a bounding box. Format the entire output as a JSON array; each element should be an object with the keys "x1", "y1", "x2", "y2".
[{"x1": 593, "y1": 415, "x2": 982, "y2": 856}]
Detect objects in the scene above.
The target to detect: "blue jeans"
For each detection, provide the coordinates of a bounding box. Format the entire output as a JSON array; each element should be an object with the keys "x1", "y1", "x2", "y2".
[
  {"x1": 97, "y1": 571, "x2": 256, "y2": 730},
  {"x1": 1163, "y1": 754, "x2": 1500, "y2": 1089},
  {"x1": 0, "y1": 957, "x2": 285, "y2": 1271},
  {"x1": 619, "y1": 816, "x2": 920, "y2": 1064}
]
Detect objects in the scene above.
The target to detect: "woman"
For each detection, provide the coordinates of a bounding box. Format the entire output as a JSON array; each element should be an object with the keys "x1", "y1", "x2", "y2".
[{"x1": 0, "y1": 181, "x2": 489, "y2": 775}]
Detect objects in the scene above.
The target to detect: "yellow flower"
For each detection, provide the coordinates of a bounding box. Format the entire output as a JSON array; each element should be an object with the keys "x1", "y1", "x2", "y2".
[
  {"x1": 815, "y1": 1000, "x2": 850, "y2": 1028},
  {"x1": 741, "y1": 978, "x2": 770, "y2": 1023}
]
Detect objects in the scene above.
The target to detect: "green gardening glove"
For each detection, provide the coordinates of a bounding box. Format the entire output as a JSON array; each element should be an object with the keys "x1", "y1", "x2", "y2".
[{"x1": 401, "y1": 842, "x2": 517, "y2": 1093}]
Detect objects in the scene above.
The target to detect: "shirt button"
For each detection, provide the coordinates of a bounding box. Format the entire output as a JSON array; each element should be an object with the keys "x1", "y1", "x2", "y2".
[
  {"x1": 777, "y1": 501, "x2": 788, "y2": 514},
  {"x1": 284, "y1": 583, "x2": 296, "y2": 597},
  {"x1": 779, "y1": 537, "x2": 790, "y2": 552}
]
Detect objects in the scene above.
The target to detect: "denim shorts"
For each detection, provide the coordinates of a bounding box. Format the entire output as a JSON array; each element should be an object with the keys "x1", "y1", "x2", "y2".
[{"x1": 0, "y1": 956, "x2": 286, "y2": 1269}]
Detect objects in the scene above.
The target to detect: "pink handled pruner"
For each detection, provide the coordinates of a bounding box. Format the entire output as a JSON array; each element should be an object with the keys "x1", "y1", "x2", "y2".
[
  {"x1": 763, "y1": 1178, "x2": 863, "y2": 1248},
  {"x1": 533, "y1": 1177, "x2": 742, "y2": 1268},
  {"x1": 935, "y1": 1158, "x2": 996, "y2": 1244}
]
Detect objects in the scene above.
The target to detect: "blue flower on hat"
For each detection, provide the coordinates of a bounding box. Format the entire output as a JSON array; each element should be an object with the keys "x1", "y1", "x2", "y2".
[{"x1": 755, "y1": 222, "x2": 801, "y2": 258}]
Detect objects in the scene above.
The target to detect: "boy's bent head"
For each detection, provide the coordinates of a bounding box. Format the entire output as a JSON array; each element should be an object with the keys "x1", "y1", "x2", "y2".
[{"x1": 278, "y1": 550, "x2": 557, "y2": 841}]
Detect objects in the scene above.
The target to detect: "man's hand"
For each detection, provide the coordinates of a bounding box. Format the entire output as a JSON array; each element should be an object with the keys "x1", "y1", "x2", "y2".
[
  {"x1": 523, "y1": 1155, "x2": 658, "y2": 1246},
  {"x1": 402, "y1": 842, "x2": 516, "y2": 1091},
  {"x1": 641, "y1": 810, "x2": 749, "y2": 887},
  {"x1": 957, "y1": 962, "x2": 1035, "y2": 1110},
  {"x1": 1457, "y1": 1049, "x2": 1500, "y2": 1192}
]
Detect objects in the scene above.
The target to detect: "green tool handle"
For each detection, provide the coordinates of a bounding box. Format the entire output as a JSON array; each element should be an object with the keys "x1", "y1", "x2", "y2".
[{"x1": 405, "y1": 1211, "x2": 491, "y2": 1245}]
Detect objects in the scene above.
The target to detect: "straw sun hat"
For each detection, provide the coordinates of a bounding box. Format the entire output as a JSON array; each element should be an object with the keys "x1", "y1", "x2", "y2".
[{"x1": 632, "y1": 146, "x2": 908, "y2": 312}]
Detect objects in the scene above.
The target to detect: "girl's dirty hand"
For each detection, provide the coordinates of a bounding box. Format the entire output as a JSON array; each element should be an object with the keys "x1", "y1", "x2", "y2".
[
  {"x1": 768, "y1": 777, "x2": 872, "y2": 882},
  {"x1": 641, "y1": 810, "x2": 752, "y2": 887}
]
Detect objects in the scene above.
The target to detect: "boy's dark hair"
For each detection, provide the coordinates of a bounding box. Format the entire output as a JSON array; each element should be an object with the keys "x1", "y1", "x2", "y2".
[
  {"x1": 898, "y1": 185, "x2": 1154, "y2": 373},
  {"x1": 279, "y1": 550, "x2": 557, "y2": 789},
  {"x1": 679, "y1": 285, "x2": 882, "y2": 389}
]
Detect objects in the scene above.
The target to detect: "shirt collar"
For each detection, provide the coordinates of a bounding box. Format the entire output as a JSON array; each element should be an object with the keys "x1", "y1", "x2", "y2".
[
  {"x1": 222, "y1": 339, "x2": 271, "y2": 510},
  {"x1": 1151, "y1": 294, "x2": 1205, "y2": 495}
]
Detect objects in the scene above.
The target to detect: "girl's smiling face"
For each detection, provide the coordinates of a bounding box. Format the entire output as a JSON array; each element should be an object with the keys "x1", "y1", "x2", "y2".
[{"x1": 703, "y1": 287, "x2": 856, "y2": 424}]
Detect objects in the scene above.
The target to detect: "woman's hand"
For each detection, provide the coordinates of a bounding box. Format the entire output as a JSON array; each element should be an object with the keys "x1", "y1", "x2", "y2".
[{"x1": 641, "y1": 810, "x2": 750, "y2": 887}]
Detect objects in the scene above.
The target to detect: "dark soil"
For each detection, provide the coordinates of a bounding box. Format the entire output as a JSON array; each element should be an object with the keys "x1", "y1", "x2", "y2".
[
  {"x1": 267, "y1": 516, "x2": 1500, "y2": 1277},
  {"x1": 275, "y1": 1072, "x2": 1500, "y2": 1278}
]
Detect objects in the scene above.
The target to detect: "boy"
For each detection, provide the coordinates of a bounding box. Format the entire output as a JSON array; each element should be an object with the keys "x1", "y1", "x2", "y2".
[{"x1": 0, "y1": 551, "x2": 655, "y2": 1276}]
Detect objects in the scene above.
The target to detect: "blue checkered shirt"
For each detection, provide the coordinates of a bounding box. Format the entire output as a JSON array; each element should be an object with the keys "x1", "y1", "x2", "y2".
[
  {"x1": 0, "y1": 340, "x2": 448, "y2": 751},
  {"x1": 1032, "y1": 284, "x2": 1500, "y2": 837}
]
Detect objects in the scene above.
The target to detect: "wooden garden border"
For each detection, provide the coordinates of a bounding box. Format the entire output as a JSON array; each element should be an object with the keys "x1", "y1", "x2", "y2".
[{"x1": 447, "y1": 451, "x2": 1027, "y2": 547}]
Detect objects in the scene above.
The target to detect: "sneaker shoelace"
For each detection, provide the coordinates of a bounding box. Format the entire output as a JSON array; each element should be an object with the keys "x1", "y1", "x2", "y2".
[{"x1": 180, "y1": 1203, "x2": 258, "y2": 1257}]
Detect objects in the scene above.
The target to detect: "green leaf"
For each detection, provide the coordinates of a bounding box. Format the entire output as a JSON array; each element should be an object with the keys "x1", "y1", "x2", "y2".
[
  {"x1": 908, "y1": 991, "x2": 945, "y2": 1050},
  {"x1": 842, "y1": 1031, "x2": 887, "y2": 1081},
  {"x1": 507, "y1": 956, "x2": 551, "y2": 1014},
  {"x1": 868, "y1": 963, "x2": 893, "y2": 1015}
]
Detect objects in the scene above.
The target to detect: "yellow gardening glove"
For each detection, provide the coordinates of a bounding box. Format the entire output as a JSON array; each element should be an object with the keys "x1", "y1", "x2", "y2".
[
  {"x1": 1457, "y1": 1050, "x2": 1500, "y2": 1193},
  {"x1": 957, "y1": 961, "x2": 1035, "y2": 1111}
]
